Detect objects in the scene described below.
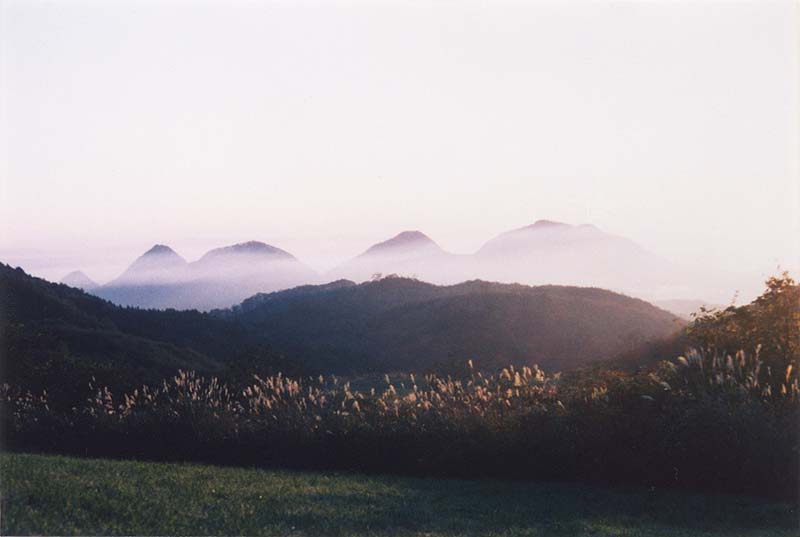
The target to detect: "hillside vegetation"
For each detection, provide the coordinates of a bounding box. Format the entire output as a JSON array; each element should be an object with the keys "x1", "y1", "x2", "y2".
[
  {"x1": 0, "y1": 264, "x2": 681, "y2": 399},
  {"x1": 0, "y1": 264, "x2": 257, "y2": 406},
  {"x1": 221, "y1": 276, "x2": 682, "y2": 372}
]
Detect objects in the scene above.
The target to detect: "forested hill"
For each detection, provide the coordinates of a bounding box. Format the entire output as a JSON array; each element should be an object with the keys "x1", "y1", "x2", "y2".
[
  {"x1": 219, "y1": 276, "x2": 683, "y2": 373},
  {"x1": 0, "y1": 263, "x2": 256, "y2": 403},
  {"x1": 1, "y1": 264, "x2": 682, "y2": 401}
]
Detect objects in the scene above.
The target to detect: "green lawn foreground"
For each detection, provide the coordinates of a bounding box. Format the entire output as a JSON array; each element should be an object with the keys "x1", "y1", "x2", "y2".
[{"x1": 0, "y1": 452, "x2": 796, "y2": 536}]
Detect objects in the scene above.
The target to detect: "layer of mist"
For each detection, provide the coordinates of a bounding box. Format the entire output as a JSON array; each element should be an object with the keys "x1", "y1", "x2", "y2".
[
  {"x1": 93, "y1": 241, "x2": 319, "y2": 310},
  {"x1": 62, "y1": 221, "x2": 749, "y2": 312}
]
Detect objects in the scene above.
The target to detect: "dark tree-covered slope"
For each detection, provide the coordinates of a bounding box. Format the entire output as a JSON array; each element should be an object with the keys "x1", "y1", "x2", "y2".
[
  {"x1": 221, "y1": 277, "x2": 683, "y2": 373},
  {"x1": 1, "y1": 264, "x2": 683, "y2": 399},
  {"x1": 0, "y1": 264, "x2": 256, "y2": 404}
]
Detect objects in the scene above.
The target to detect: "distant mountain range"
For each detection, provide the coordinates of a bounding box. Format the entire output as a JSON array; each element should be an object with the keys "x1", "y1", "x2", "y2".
[
  {"x1": 330, "y1": 221, "x2": 681, "y2": 295},
  {"x1": 58, "y1": 221, "x2": 697, "y2": 312},
  {"x1": 90, "y1": 241, "x2": 318, "y2": 310}
]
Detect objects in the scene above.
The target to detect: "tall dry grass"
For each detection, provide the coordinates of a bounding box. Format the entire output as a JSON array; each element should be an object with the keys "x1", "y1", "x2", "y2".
[{"x1": 2, "y1": 350, "x2": 797, "y2": 499}]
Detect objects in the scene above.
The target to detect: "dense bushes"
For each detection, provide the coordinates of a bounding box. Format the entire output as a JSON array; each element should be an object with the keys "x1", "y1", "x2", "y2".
[
  {"x1": 688, "y1": 272, "x2": 799, "y2": 379},
  {"x1": 3, "y1": 350, "x2": 797, "y2": 500}
]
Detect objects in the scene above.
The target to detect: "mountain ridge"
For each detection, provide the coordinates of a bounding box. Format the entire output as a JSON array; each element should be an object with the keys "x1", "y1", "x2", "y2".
[
  {"x1": 199, "y1": 241, "x2": 296, "y2": 261},
  {"x1": 361, "y1": 231, "x2": 442, "y2": 256},
  {"x1": 57, "y1": 222, "x2": 707, "y2": 310},
  {"x1": 217, "y1": 275, "x2": 683, "y2": 373},
  {"x1": 93, "y1": 240, "x2": 317, "y2": 310},
  {"x1": 60, "y1": 270, "x2": 98, "y2": 291},
  {"x1": 3, "y1": 263, "x2": 682, "y2": 379}
]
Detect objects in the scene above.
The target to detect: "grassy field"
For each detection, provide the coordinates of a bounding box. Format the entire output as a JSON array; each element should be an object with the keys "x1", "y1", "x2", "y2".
[{"x1": 0, "y1": 452, "x2": 796, "y2": 536}]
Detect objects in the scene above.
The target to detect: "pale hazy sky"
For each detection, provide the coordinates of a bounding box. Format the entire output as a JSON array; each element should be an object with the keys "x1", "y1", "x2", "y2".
[{"x1": 1, "y1": 0, "x2": 798, "y2": 295}]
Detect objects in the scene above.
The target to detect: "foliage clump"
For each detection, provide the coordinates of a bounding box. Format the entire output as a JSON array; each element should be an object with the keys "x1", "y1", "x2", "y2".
[{"x1": 688, "y1": 272, "x2": 799, "y2": 376}]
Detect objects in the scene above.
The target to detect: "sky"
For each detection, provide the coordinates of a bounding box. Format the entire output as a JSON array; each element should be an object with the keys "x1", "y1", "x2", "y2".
[{"x1": 1, "y1": 0, "x2": 798, "y2": 300}]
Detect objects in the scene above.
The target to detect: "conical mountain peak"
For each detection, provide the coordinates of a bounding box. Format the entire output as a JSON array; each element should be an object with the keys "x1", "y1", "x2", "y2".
[
  {"x1": 200, "y1": 241, "x2": 295, "y2": 261},
  {"x1": 143, "y1": 244, "x2": 180, "y2": 256},
  {"x1": 61, "y1": 270, "x2": 98, "y2": 290},
  {"x1": 111, "y1": 244, "x2": 187, "y2": 284},
  {"x1": 133, "y1": 244, "x2": 186, "y2": 264},
  {"x1": 527, "y1": 219, "x2": 571, "y2": 230},
  {"x1": 362, "y1": 231, "x2": 440, "y2": 256}
]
